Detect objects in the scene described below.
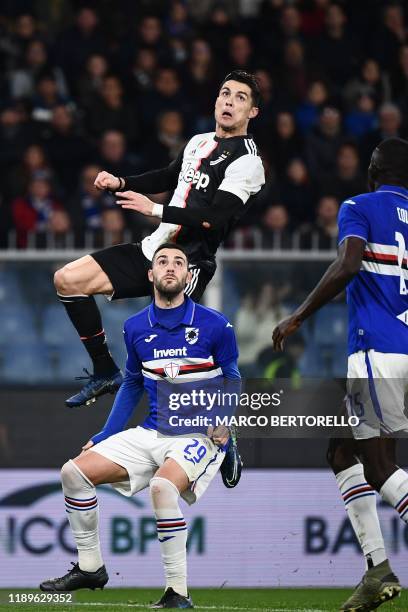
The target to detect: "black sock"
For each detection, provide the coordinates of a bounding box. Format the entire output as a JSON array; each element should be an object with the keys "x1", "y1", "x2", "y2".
[{"x1": 58, "y1": 294, "x2": 119, "y2": 377}]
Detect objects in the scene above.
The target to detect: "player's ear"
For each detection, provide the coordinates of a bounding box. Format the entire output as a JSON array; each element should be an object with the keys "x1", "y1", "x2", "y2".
[
  {"x1": 186, "y1": 269, "x2": 192, "y2": 284},
  {"x1": 148, "y1": 268, "x2": 153, "y2": 283},
  {"x1": 249, "y1": 106, "x2": 259, "y2": 120}
]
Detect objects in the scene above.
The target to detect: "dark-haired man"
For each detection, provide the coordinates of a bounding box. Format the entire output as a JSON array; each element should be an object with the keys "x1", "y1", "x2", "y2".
[
  {"x1": 41, "y1": 244, "x2": 240, "y2": 609},
  {"x1": 273, "y1": 137, "x2": 408, "y2": 611},
  {"x1": 55, "y1": 70, "x2": 264, "y2": 412}
]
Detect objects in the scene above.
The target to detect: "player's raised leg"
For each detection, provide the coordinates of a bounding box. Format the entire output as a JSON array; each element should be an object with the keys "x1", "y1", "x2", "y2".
[
  {"x1": 40, "y1": 450, "x2": 127, "y2": 591},
  {"x1": 54, "y1": 254, "x2": 122, "y2": 408},
  {"x1": 149, "y1": 458, "x2": 193, "y2": 609}
]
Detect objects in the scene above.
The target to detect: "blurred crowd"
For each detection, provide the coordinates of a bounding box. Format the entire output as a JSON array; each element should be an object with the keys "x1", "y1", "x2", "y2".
[{"x1": 0, "y1": 0, "x2": 407, "y2": 250}]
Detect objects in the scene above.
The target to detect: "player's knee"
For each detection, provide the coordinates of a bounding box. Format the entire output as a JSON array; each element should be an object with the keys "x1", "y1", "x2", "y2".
[
  {"x1": 54, "y1": 266, "x2": 71, "y2": 293},
  {"x1": 54, "y1": 266, "x2": 84, "y2": 295},
  {"x1": 362, "y1": 461, "x2": 394, "y2": 492},
  {"x1": 149, "y1": 477, "x2": 178, "y2": 507},
  {"x1": 61, "y1": 460, "x2": 77, "y2": 488}
]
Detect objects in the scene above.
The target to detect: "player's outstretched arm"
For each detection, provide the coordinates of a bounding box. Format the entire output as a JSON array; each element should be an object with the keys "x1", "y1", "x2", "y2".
[
  {"x1": 272, "y1": 237, "x2": 365, "y2": 351},
  {"x1": 96, "y1": 148, "x2": 184, "y2": 196},
  {"x1": 90, "y1": 369, "x2": 144, "y2": 444}
]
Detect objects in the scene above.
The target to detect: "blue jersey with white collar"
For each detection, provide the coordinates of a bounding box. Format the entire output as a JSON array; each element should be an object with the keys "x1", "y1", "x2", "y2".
[
  {"x1": 92, "y1": 297, "x2": 239, "y2": 443},
  {"x1": 338, "y1": 184, "x2": 408, "y2": 355}
]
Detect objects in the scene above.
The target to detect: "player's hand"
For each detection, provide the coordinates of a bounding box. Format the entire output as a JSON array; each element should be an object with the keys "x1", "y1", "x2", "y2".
[
  {"x1": 94, "y1": 171, "x2": 121, "y2": 191},
  {"x1": 207, "y1": 424, "x2": 229, "y2": 448},
  {"x1": 80, "y1": 440, "x2": 94, "y2": 454},
  {"x1": 272, "y1": 314, "x2": 302, "y2": 351},
  {"x1": 116, "y1": 191, "x2": 154, "y2": 216}
]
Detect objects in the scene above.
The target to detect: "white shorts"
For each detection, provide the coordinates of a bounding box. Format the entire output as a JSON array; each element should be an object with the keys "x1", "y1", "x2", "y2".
[
  {"x1": 346, "y1": 350, "x2": 408, "y2": 439},
  {"x1": 90, "y1": 426, "x2": 225, "y2": 504}
]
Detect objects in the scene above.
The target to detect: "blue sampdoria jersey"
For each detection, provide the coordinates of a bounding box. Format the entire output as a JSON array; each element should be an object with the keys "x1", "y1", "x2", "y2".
[
  {"x1": 338, "y1": 184, "x2": 408, "y2": 355},
  {"x1": 91, "y1": 297, "x2": 239, "y2": 444}
]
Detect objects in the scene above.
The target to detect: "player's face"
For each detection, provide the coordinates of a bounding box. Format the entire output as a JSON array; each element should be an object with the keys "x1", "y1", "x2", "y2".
[
  {"x1": 149, "y1": 249, "x2": 191, "y2": 297},
  {"x1": 215, "y1": 80, "x2": 258, "y2": 133}
]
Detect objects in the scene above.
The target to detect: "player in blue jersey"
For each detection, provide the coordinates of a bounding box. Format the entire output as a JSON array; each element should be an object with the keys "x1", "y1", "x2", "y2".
[
  {"x1": 273, "y1": 138, "x2": 408, "y2": 611},
  {"x1": 40, "y1": 243, "x2": 241, "y2": 609}
]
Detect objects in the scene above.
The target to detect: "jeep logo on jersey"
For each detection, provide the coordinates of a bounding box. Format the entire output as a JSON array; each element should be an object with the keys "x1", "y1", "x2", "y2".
[
  {"x1": 164, "y1": 362, "x2": 180, "y2": 379},
  {"x1": 185, "y1": 327, "x2": 199, "y2": 344},
  {"x1": 180, "y1": 163, "x2": 210, "y2": 190}
]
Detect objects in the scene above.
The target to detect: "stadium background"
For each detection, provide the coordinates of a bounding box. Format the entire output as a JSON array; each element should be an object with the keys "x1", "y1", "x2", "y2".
[{"x1": 1, "y1": 0, "x2": 408, "y2": 595}]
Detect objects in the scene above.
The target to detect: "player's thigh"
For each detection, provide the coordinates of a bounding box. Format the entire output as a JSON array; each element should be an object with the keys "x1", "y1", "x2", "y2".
[
  {"x1": 55, "y1": 254, "x2": 113, "y2": 295},
  {"x1": 89, "y1": 427, "x2": 159, "y2": 496},
  {"x1": 73, "y1": 449, "x2": 128, "y2": 485}
]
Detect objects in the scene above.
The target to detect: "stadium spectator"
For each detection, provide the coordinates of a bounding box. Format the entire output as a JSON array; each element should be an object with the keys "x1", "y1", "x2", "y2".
[
  {"x1": 143, "y1": 111, "x2": 186, "y2": 169},
  {"x1": 261, "y1": 203, "x2": 292, "y2": 250},
  {"x1": 295, "y1": 79, "x2": 329, "y2": 134},
  {"x1": 140, "y1": 67, "x2": 191, "y2": 135},
  {"x1": 9, "y1": 13, "x2": 41, "y2": 68},
  {"x1": 235, "y1": 282, "x2": 289, "y2": 371},
  {"x1": 279, "y1": 40, "x2": 311, "y2": 104},
  {"x1": 76, "y1": 53, "x2": 110, "y2": 110},
  {"x1": 118, "y1": 15, "x2": 168, "y2": 68},
  {"x1": 166, "y1": 1, "x2": 192, "y2": 39},
  {"x1": 12, "y1": 173, "x2": 69, "y2": 248},
  {"x1": 300, "y1": 195, "x2": 339, "y2": 250},
  {"x1": 361, "y1": 102, "x2": 405, "y2": 165},
  {"x1": 280, "y1": 158, "x2": 315, "y2": 224},
  {"x1": 43, "y1": 105, "x2": 93, "y2": 194},
  {"x1": 127, "y1": 48, "x2": 158, "y2": 97},
  {"x1": 317, "y1": 142, "x2": 366, "y2": 201},
  {"x1": 228, "y1": 34, "x2": 254, "y2": 72},
  {"x1": 31, "y1": 72, "x2": 72, "y2": 124},
  {"x1": 268, "y1": 111, "x2": 304, "y2": 175},
  {"x1": 68, "y1": 164, "x2": 121, "y2": 247},
  {"x1": 343, "y1": 58, "x2": 390, "y2": 109},
  {"x1": 306, "y1": 105, "x2": 346, "y2": 179},
  {"x1": 315, "y1": 2, "x2": 361, "y2": 89},
  {"x1": 0, "y1": 105, "x2": 34, "y2": 184},
  {"x1": 390, "y1": 44, "x2": 408, "y2": 106},
  {"x1": 54, "y1": 7, "x2": 104, "y2": 88},
  {"x1": 9, "y1": 39, "x2": 68, "y2": 101},
  {"x1": 7, "y1": 143, "x2": 55, "y2": 200},
  {"x1": 86, "y1": 75, "x2": 139, "y2": 144},
  {"x1": 344, "y1": 93, "x2": 377, "y2": 140},
  {"x1": 96, "y1": 130, "x2": 139, "y2": 178},
  {"x1": 184, "y1": 38, "x2": 219, "y2": 132},
  {"x1": 372, "y1": 2, "x2": 407, "y2": 70}
]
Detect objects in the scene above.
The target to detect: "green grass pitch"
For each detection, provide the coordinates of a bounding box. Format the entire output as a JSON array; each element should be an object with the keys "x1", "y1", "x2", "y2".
[{"x1": 0, "y1": 588, "x2": 407, "y2": 612}]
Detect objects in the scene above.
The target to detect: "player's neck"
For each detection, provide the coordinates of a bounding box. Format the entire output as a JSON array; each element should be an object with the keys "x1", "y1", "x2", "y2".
[
  {"x1": 154, "y1": 292, "x2": 185, "y2": 309},
  {"x1": 215, "y1": 124, "x2": 248, "y2": 139}
]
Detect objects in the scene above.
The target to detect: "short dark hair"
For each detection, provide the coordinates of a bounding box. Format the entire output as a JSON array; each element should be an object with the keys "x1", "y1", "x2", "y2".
[
  {"x1": 151, "y1": 242, "x2": 189, "y2": 264},
  {"x1": 220, "y1": 70, "x2": 260, "y2": 107},
  {"x1": 368, "y1": 137, "x2": 408, "y2": 189}
]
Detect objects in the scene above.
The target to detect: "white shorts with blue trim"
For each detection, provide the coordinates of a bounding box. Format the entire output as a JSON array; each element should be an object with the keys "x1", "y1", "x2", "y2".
[
  {"x1": 346, "y1": 350, "x2": 408, "y2": 439},
  {"x1": 90, "y1": 426, "x2": 225, "y2": 504}
]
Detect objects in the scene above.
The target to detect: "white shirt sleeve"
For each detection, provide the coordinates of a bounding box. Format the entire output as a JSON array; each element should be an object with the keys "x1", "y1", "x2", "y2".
[{"x1": 218, "y1": 154, "x2": 265, "y2": 204}]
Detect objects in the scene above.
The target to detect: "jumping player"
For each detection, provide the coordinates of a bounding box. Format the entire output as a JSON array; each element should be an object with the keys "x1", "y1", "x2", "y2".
[
  {"x1": 40, "y1": 243, "x2": 240, "y2": 609},
  {"x1": 272, "y1": 138, "x2": 408, "y2": 611},
  {"x1": 54, "y1": 70, "x2": 264, "y2": 410}
]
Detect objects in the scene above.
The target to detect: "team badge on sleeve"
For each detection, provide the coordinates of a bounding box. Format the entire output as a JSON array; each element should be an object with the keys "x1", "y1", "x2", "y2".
[{"x1": 185, "y1": 327, "x2": 199, "y2": 344}]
